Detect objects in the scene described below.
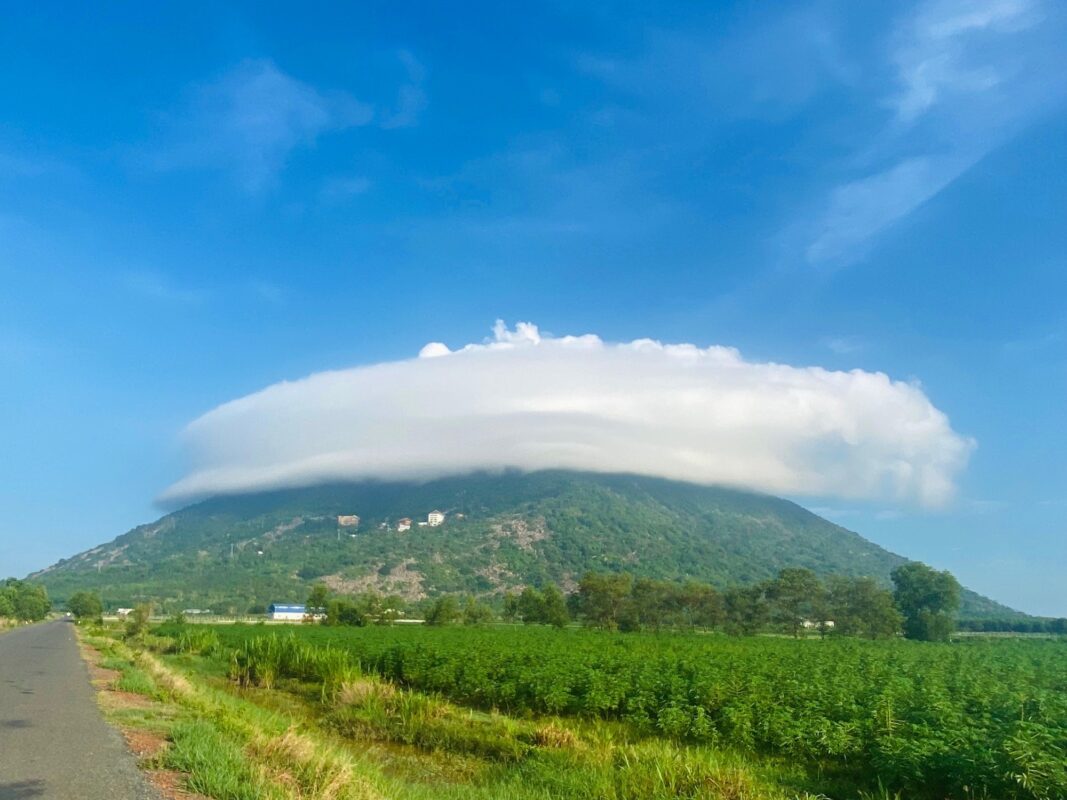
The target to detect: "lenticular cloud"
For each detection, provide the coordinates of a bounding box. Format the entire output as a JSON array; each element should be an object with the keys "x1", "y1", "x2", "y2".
[{"x1": 162, "y1": 321, "x2": 974, "y2": 507}]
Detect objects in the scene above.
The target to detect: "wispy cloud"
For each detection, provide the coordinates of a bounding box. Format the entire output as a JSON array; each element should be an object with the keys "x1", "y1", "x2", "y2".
[
  {"x1": 148, "y1": 59, "x2": 374, "y2": 192},
  {"x1": 120, "y1": 270, "x2": 207, "y2": 305},
  {"x1": 163, "y1": 321, "x2": 974, "y2": 508},
  {"x1": 805, "y1": 0, "x2": 1066, "y2": 267},
  {"x1": 807, "y1": 154, "x2": 973, "y2": 264},
  {"x1": 822, "y1": 336, "x2": 866, "y2": 355},
  {"x1": 380, "y1": 50, "x2": 427, "y2": 129},
  {"x1": 888, "y1": 0, "x2": 1038, "y2": 123}
]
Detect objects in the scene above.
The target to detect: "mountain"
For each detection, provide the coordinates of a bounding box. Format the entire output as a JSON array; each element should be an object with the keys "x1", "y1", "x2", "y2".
[{"x1": 32, "y1": 470, "x2": 1021, "y2": 619}]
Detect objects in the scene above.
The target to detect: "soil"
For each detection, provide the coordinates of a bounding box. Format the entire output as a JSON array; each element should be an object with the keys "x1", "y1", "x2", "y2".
[
  {"x1": 147, "y1": 769, "x2": 212, "y2": 800},
  {"x1": 122, "y1": 728, "x2": 169, "y2": 759}
]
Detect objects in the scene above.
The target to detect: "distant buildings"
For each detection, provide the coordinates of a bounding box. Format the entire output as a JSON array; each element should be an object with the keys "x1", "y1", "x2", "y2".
[
  {"x1": 268, "y1": 603, "x2": 306, "y2": 621},
  {"x1": 337, "y1": 514, "x2": 360, "y2": 527},
  {"x1": 389, "y1": 512, "x2": 450, "y2": 532}
]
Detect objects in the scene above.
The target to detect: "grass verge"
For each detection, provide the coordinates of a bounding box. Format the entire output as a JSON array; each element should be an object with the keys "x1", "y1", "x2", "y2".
[{"x1": 79, "y1": 626, "x2": 829, "y2": 800}]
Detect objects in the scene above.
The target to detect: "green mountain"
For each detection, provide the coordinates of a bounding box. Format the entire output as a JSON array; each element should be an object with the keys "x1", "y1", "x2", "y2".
[{"x1": 32, "y1": 470, "x2": 1020, "y2": 618}]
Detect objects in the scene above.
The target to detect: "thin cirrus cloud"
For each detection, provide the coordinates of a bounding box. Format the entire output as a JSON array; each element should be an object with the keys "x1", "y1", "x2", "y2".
[
  {"x1": 148, "y1": 58, "x2": 374, "y2": 192},
  {"x1": 805, "y1": 0, "x2": 1065, "y2": 266},
  {"x1": 161, "y1": 321, "x2": 974, "y2": 509}
]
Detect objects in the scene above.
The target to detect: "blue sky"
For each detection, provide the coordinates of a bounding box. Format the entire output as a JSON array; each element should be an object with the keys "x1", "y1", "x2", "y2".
[{"x1": 1, "y1": 1, "x2": 1064, "y2": 615}]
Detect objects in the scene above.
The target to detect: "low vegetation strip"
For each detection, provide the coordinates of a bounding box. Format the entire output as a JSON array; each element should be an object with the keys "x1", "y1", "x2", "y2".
[
  {"x1": 164, "y1": 623, "x2": 1067, "y2": 800},
  {"x1": 82, "y1": 625, "x2": 817, "y2": 800}
]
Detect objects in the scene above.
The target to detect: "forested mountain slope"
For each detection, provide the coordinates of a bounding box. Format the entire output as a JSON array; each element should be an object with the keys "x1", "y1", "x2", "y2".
[{"x1": 33, "y1": 470, "x2": 1020, "y2": 618}]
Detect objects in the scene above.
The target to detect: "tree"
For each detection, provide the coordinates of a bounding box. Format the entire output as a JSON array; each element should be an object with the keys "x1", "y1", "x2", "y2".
[
  {"x1": 891, "y1": 562, "x2": 961, "y2": 642},
  {"x1": 1, "y1": 579, "x2": 51, "y2": 622},
  {"x1": 680, "y1": 582, "x2": 724, "y2": 630},
  {"x1": 826, "y1": 576, "x2": 901, "y2": 639},
  {"x1": 324, "y1": 598, "x2": 368, "y2": 626},
  {"x1": 67, "y1": 591, "x2": 104, "y2": 623},
  {"x1": 501, "y1": 592, "x2": 520, "y2": 622},
  {"x1": 462, "y1": 596, "x2": 495, "y2": 625},
  {"x1": 767, "y1": 568, "x2": 825, "y2": 638},
  {"x1": 723, "y1": 584, "x2": 769, "y2": 636},
  {"x1": 540, "y1": 584, "x2": 570, "y2": 628},
  {"x1": 124, "y1": 603, "x2": 152, "y2": 639},
  {"x1": 624, "y1": 578, "x2": 671, "y2": 631},
  {"x1": 517, "y1": 587, "x2": 546, "y2": 624},
  {"x1": 574, "y1": 572, "x2": 633, "y2": 630},
  {"x1": 306, "y1": 584, "x2": 331, "y2": 614},
  {"x1": 424, "y1": 595, "x2": 461, "y2": 626}
]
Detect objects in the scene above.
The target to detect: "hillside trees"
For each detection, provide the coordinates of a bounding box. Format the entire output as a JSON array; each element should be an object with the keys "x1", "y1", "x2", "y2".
[{"x1": 892, "y1": 562, "x2": 961, "y2": 642}]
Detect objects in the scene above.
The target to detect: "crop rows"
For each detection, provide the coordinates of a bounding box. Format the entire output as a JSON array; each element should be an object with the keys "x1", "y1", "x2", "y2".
[{"x1": 168, "y1": 625, "x2": 1067, "y2": 799}]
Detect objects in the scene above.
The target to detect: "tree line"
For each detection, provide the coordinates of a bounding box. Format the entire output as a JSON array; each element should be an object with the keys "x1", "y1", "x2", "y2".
[
  {"x1": 306, "y1": 561, "x2": 972, "y2": 642},
  {"x1": 0, "y1": 578, "x2": 51, "y2": 622},
  {"x1": 958, "y1": 616, "x2": 1067, "y2": 635}
]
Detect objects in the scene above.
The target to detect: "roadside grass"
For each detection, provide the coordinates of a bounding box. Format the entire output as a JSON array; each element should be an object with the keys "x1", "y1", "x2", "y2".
[
  {"x1": 80, "y1": 626, "x2": 823, "y2": 800},
  {"x1": 166, "y1": 719, "x2": 286, "y2": 800}
]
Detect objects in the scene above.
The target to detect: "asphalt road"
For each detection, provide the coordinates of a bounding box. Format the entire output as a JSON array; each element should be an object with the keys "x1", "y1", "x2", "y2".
[{"x1": 0, "y1": 621, "x2": 158, "y2": 800}]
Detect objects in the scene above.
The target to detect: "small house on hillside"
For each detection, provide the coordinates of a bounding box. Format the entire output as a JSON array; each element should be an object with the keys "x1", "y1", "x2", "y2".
[
  {"x1": 397, "y1": 518, "x2": 412, "y2": 532},
  {"x1": 337, "y1": 514, "x2": 360, "y2": 527},
  {"x1": 428, "y1": 510, "x2": 446, "y2": 527},
  {"x1": 268, "y1": 603, "x2": 306, "y2": 621}
]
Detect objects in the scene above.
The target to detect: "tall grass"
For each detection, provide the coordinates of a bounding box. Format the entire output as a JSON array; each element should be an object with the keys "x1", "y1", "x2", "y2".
[{"x1": 166, "y1": 719, "x2": 285, "y2": 800}]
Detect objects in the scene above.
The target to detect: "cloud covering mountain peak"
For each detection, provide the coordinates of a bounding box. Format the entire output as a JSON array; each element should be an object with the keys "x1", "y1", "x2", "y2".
[{"x1": 162, "y1": 322, "x2": 973, "y2": 507}]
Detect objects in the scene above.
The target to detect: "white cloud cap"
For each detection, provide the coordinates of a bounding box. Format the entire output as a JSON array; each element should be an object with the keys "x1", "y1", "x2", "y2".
[{"x1": 163, "y1": 321, "x2": 974, "y2": 508}]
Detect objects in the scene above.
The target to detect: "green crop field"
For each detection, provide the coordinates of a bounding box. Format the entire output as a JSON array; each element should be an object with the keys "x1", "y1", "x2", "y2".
[{"x1": 164, "y1": 623, "x2": 1067, "y2": 799}]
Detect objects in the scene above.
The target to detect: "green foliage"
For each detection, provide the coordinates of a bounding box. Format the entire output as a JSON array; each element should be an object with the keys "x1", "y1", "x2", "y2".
[
  {"x1": 723, "y1": 584, "x2": 769, "y2": 635},
  {"x1": 123, "y1": 602, "x2": 152, "y2": 639},
  {"x1": 892, "y1": 562, "x2": 961, "y2": 642},
  {"x1": 766, "y1": 568, "x2": 825, "y2": 637},
  {"x1": 827, "y1": 576, "x2": 901, "y2": 639},
  {"x1": 462, "y1": 595, "x2": 495, "y2": 625},
  {"x1": 30, "y1": 470, "x2": 1023, "y2": 620},
  {"x1": 165, "y1": 719, "x2": 284, "y2": 800},
  {"x1": 540, "y1": 584, "x2": 569, "y2": 628},
  {"x1": 514, "y1": 583, "x2": 569, "y2": 627},
  {"x1": 0, "y1": 578, "x2": 51, "y2": 621},
  {"x1": 67, "y1": 590, "x2": 103, "y2": 622},
  {"x1": 324, "y1": 597, "x2": 369, "y2": 626},
  {"x1": 424, "y1": 595, "x2": 461, "y2": 626},
  {"x1": 574, "y1": 572, "x2": 632, "y2": 629},
  {"x1": 305, "y1": 583, "x2": 330, "y2": 613},
  {"x1": 171, "y1": 624, "x2": 1067, "y2": 800}
]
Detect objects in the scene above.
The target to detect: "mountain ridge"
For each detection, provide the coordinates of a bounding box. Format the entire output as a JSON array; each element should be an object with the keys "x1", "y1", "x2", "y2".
[{"x1": 32, "y1": 470, "x2": 1023, "y2": 619}]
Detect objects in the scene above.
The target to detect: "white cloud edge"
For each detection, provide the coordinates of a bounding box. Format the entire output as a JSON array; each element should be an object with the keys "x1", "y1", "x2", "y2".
[{"x1": 161, "y1": 321, "x2": 975, "y2": 509}]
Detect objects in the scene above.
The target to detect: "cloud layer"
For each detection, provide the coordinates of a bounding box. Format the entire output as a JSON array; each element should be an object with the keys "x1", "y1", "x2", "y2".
[{"x1": 163, "y1": 322, "x2": 973, "y2": 508}]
